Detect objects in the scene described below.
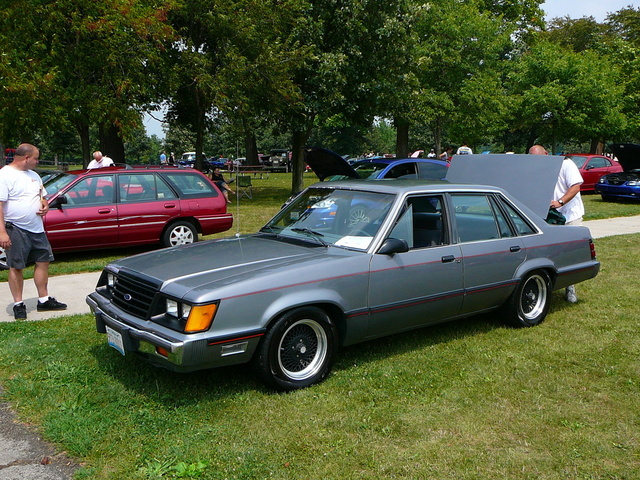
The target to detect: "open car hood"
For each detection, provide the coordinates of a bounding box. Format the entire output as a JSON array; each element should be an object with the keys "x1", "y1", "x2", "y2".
[
  {"x1": 304, "y1": 147, "x2": 360, "y2": 181},
  {"x1": 446, "y1": 154, "x2": 564, "y2": 220},
  {"x1": 610, "y1": 143, "x2": 640, "y2": 172}
]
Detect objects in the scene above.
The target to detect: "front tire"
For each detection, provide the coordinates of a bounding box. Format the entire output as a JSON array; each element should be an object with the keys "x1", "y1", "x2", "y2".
[
  {"x1": 162, "y1": 221, "x2": 198, "y2": 247},
  {"x1": 501, "y1": 271, "x2": 551, "y2": 328},
  {"x1": 253, "y1": 307, "x2": 338, "y2": 391}
]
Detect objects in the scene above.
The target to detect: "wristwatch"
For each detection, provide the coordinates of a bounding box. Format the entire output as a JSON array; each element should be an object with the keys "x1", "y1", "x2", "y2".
[{"x1": 558, "y1": 199, "x2": 564, "y2": 205}]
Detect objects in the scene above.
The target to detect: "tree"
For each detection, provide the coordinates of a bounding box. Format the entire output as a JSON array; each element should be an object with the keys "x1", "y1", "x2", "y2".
[
  {"x1": 604, "y1": 7, "x2": 640, "y2": 140},
  {"x1": 545, "y1": 16, "x2": 607, "y2": 53},
  {"x1": 275, "y1": 0, "x2": 418, "y2": 193},
  {"x1": 409, "y1": 0, "x2": 516, "y2": 154},
  {"x1": 165, "y1": 0, "x2": 306, "y2": 171},
  {"x1": 506, "y1": 40, "x2": 626, "y2": 153},
  {"x1": 0, "y1": 0, "x2": 174, "y2": 165}
]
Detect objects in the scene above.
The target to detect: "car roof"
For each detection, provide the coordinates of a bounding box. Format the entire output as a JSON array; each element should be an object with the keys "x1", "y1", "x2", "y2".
[
  {"x1": 354, "y1": 157, "x2": 447, "y2": 166},
  {"x1": 52, "y1": 165, "x2": 192, "y2": 177},
  {"x1": 308, "y1": 179, "x2": 504, "y2": 195}
]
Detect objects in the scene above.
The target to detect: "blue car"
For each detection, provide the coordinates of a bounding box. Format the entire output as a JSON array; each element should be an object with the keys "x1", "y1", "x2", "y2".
[
  {"x1": 594, "y1": 143, "x2": 640, "y2": 201},
  {"x1": 304, "y1": 147, "x2": 449, "y2": 182}
]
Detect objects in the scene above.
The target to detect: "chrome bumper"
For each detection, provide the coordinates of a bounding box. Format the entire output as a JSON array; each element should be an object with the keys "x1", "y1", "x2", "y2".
[{"x1": 87, "y1": 294, "x2": 185, "y2": 364}]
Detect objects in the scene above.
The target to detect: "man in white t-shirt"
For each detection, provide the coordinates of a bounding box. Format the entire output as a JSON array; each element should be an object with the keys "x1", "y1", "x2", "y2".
[
  {"x1": 456, "y1": 144, "x2": 473, "y2": 155},
  {"x1": 0, "y1": 143, "x2": 67, "y2": 319},
  {"x1": 88, "y1": 151, "x2": 114, "y2": 169},
  {"x1": 529, "y1": 144, "x2": 584, "y2": 303}
]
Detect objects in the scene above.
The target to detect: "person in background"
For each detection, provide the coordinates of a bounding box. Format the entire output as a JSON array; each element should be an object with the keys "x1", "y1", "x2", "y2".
[
  {"x1": 427, "y1": 149, "x2": 437, "y2": 158},
  {"x1": 529, "y1": 144, "x2": 584, "y2": 303},
  {"x1": 0, "y1": 143, "x2": 67, "y2": 319},
  {"x1": 160, "y1": 151, "x2": 167, "y2": 164},
  {"x1": 88, "y1": 151, "x2": 114, "y2": 169},
  {"x1": 168, "y1": 152, "x2": 175, "y2": 165},
  {"x1": 439, "y1": 146, "x2": 453, "y2": 162},
  {"x1": 456, "y1": 143, "x2": 473, "y2": 155},
  {"x1": 210, "y1": 167, "x2": 235, "y2": 203}
]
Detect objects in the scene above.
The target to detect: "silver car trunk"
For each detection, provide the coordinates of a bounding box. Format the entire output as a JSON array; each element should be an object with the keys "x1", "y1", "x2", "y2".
[{"x1": 446, "y1": 154, "x2": 563, "y2": 220}]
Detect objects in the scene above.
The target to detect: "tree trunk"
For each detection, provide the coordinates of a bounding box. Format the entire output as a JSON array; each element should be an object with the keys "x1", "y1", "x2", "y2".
[
  {"x1": 75, "y1": 122, "x2": 91, "y2": 168},
  {"x1": 194, "y1": 108, "x2": 206, "y2": 172},
  {"x1": 243, "y1": 121, "x2": 259, "y2": 166},
  {"x1": 434, "y1": 118, "x2": 443, "y2": 155},
  {"x1": 99, "y1": 124, "x2": 125, "y2": 164},
  {"x1": 395, "y1": 117, "x2": 409, "y2": 158},
  {"x1": 591, "y1": 139, "x2": 604, "y2": 155},
  {"x1": 291, "y1": 130, "x2": 307, "y2": 195}
]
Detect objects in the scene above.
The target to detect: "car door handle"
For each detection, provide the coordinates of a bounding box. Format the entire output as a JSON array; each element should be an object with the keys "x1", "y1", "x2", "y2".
[
  {"x1": 98, "y1": 208, "x2": 112, "y2": 214},
  {"x1": 510, "y1": 246, "x2": 521, "y2": 252},
  {"x1": 441, "y1": 255, "x2": 456, "y2": 263},
  {"x1": 164, "y1": 203, "x2": 177, "y2": 209}
]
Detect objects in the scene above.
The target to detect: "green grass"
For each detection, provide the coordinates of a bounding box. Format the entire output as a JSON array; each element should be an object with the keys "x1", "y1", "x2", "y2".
[
  {"x1": 0, "y1": 233, "x2": 638, "y2": 479},
  {"x1": 581, "y1": 192, "x2": 640, "y2": 220}
]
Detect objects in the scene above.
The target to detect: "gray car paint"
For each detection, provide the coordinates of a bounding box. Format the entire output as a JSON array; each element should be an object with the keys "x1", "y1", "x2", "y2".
[
  {"x1": 87, "y1": 179, "x2": 599, "y2": 382},
  {"x1": 445, "y1": 153, "x2": 563, "y2": 220}
]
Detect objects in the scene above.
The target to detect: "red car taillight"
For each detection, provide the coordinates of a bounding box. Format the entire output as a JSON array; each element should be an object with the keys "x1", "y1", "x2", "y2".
[{"x1": 589, "y1": 239, "x2": 597, "y2": 259}]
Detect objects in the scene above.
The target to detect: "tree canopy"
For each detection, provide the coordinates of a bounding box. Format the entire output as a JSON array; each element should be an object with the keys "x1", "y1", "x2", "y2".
[{"x1": 2, "y1": 1, "x2": 639, "y2": 188}]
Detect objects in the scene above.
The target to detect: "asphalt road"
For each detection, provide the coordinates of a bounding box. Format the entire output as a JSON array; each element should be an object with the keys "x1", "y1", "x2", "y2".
[{"x1": 0, "y1": 215, "x2": 639, "y2": 479}]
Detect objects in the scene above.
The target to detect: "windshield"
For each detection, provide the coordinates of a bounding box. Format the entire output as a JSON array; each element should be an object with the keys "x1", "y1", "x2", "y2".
[
  {"x1": 43, "y1": 172, "x2": 77, "y2": 197},
  {"x1": 568, "y1": 156, "x2": 587, "y2": 169},
  {"x1": 262, "y1": 187, "x2": 396, "y2": 250}
]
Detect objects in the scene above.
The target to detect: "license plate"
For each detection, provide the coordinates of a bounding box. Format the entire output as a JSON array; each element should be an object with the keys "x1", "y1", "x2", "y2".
[{"x1": 106, "y1": 325, "x2": 125, "y2": 356}]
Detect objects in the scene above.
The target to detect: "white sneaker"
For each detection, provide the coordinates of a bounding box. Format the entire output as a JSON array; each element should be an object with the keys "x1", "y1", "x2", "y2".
[{"x1": 565, "y1": 285, "x2": 577, "y2": 303}]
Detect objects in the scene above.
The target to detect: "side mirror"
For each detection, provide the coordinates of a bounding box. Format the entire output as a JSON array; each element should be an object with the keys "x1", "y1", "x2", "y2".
[
  {"x1": 378, "y1": 238, "x2": 409, "y2": 255},
  {"x1": 49, "y1": 195, "x2": 68, "y2": 208}
]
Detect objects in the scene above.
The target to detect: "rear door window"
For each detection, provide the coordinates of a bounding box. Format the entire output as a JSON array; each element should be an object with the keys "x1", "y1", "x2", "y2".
[
  {"x1": 118, "y1": 174, "x2": 177, "y2": 202},
  {"x1": 161, "y1": 172, "x2": 219, "y2": 198}
]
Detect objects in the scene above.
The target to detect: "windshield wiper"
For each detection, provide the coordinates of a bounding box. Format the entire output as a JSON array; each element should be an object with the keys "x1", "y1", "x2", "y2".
[
  {"x1": 291, "y1": 228, "x2": 328, "y2": 247},
  {"x1": 259, "y1": 225, "x2": 281, "y2": 235}
]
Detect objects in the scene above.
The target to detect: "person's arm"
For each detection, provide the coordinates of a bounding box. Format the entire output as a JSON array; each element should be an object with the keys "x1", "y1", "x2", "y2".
[
  {"x1": 551, "y1": 184, "x2": 581, "y2": 209},
  {"x1": 0, "y1": 201, "x2": 11, "y2": 248}
]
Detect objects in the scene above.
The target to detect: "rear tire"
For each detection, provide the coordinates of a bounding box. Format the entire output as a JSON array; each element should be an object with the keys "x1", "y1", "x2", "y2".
[
  {"x1": 501, "y1": 271, "x2": 551, "y2": 328},
  {"x1": 162, "y1": 221, "x2": 198, "y2": 247},
  {"x1": 253, "y1": 307, "x2": 338, "y2": 391}
]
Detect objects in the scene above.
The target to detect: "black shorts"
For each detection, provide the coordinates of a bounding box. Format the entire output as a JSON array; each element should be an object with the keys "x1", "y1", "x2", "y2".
[{"x1": 5, "y1": 223, "x2": 55, "y2": 269}]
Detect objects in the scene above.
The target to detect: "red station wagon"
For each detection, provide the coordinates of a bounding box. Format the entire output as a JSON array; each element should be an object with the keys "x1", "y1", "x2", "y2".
[{"x1": 0, "y1": 166, "x2": 233, "y2": 269}]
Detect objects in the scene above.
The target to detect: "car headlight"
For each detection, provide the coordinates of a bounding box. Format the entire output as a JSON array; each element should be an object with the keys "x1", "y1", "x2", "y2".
[
  {"x1": 166, "y1": 299, "x2": 180, "y2": 317},
  {"x1": 107, "y1": 272, "x2": 116, "y2": 287},
  {"x1": 627, "y1": 181, "x2": 639, "y2": 186},
  {"x1": 166, "y1": 299, "x2": 218, "y2": 333}
]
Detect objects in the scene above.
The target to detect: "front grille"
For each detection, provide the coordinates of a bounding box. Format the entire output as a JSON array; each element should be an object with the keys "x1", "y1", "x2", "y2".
[{"x1": 112, "y1": 271, "x2": 161, "y2": 318}]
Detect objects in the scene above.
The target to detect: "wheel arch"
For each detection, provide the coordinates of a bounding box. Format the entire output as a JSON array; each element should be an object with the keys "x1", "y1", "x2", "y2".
[
  {"x1": 161, "y1": 217, "x2": 202, "y2": 238},
  {"x1": 514, "y1": 259, "x2": 558, "y2": 290},
  {"x1": 260, "y1": 297, "x2": 348, "y2": 347}
]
